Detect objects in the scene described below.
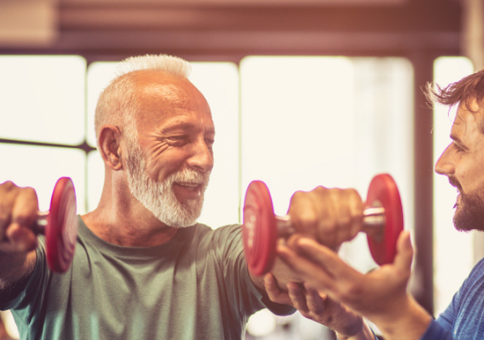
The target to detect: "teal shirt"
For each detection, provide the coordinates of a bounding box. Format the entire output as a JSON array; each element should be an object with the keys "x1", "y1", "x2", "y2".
[{"x1": 1, "y1": 217, "x2": 293, "y2": 340}]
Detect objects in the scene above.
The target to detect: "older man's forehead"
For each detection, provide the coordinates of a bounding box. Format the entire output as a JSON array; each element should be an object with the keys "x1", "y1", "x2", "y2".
[
  {"x1": 142, "y1": 82, "x2": 188, "y2": 103},
  {"x1": 135, "y1": 73, "x2": 206, "y2": 103}
]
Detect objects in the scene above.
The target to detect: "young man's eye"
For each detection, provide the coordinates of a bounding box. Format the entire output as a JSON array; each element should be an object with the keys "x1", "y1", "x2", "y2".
[{"x1": 453, "y1": 142, "x2": 464, "y2": 152}]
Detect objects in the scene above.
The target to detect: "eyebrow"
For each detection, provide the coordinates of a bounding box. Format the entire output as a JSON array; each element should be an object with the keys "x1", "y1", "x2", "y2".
[
  {"x1": 162, "y1": 121, "x2": 215, "y2": 135},
  {"x1": 450, "y1": 133, "x2": 466, "y2": 147}
]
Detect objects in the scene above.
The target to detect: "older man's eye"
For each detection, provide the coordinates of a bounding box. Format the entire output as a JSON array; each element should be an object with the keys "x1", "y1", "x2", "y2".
[
  {"x1": 169, "y1": 136, "x2": 188, "y2": 145},
  {"x1": 205, "y1": 138, "x2": 215, "y2": 150}
]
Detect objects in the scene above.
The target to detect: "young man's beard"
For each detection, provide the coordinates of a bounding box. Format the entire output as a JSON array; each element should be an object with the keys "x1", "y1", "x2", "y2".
[
  {"x1": 453, "y1": 188, "x2": 484, "y2": 232},
  {"x1": 125, "y1": 141, "x2": 210, "y2": 228}
]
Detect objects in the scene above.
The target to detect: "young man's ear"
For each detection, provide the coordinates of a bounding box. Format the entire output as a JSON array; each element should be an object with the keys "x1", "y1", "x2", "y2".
[{"x1": 98, "y1": 125, "x2": 123, "y2": 171}]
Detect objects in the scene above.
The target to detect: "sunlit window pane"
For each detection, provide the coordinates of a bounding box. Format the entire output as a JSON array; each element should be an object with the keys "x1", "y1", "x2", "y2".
[
  {"x1": 433, "y1": 57, "x2": 475, "y2": 315},
  {"x1": 0, "y1": 144, "x2": 86, "y2": 214},
  {"x1": 0, "y1": 56, "x2": 86, "y2": 145},
  {"x1": 87, "y1": 150, "x2": 104, "y2": 212},
  {"x1": 241, "y1": 56, "x2": 356, "y2": 193},
  {"x1": 240, "y1": 56, "x2": 414, "y2": 274},
  {"x1": 189, "y1": 63, "x2": 239, "y2": 228},
  {"x1": 86, "y1": 61, "x2": 240, "y2": 228},
  {"x1": 86, "y1": 62, "x2": 118, "y2": 148}
]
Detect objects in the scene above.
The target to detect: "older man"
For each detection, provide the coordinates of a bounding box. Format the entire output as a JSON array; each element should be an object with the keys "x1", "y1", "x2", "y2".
[
  {"x1": 0, "y1": 54, "x2": 369, "y2": 340},
  {"x1": 275, "y1": 69, "x2": 484, "y2": 340}
]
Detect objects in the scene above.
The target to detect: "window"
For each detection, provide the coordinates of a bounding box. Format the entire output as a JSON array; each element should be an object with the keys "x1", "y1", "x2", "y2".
[
  {"x1": 433, "y1": 56, "x2": 475, "y2": 315},
  {"x1": 240, "y1": 56, "x2": 414, "y2": 273},
  {"x1": 0, "y1": 55, "x2": 87, "y2": 212},
  {"x1": 0, "y1": 54, "x2": 415, "y2": 339}
]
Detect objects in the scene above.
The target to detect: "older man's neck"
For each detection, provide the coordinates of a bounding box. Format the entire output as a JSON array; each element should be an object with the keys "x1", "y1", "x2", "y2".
[{"x1": 81, "y1": 200, "x2": 179, "y2": 247}]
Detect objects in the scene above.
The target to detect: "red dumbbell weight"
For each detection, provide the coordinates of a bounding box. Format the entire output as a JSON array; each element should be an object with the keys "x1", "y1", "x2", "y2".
[
  {"x1": 242, "y1": 173, "x2": 404, "y2": 276},
  {"x1": 33, "y1": 177, "x2": 78, "y2": 273}
]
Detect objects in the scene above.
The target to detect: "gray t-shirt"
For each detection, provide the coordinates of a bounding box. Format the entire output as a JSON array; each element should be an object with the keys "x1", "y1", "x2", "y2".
[{"x1": 1, "y1": 217, "x2": 293, "y2": 340}]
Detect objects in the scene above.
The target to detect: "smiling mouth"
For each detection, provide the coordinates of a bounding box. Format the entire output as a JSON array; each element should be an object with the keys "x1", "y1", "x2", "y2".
[
  {"x1": 177, "y1": 182, "x2": 203, "y2": 189},
  {"x1": 454, "y1": 190, "x2": 462, "y2": 209}
]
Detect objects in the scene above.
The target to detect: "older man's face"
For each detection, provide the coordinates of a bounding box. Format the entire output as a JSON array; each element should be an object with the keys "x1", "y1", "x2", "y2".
[
  {"x1": 125, "y1": 71, "x2": 214, "y2": 227},
  {"x1": 435, "y1": 99, "x2": 484, "y2": 232}
]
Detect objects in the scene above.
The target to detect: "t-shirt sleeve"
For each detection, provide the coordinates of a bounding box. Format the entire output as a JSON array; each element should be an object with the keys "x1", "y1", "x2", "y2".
[
  {"x1": 214, "y1": 224, "x2": 295, "y2": 317},
  {"x1": 420, "y1": 257, "x2": 484, "y2": 340},
  {"x1": 420, "y1": 320, "x2": 454, "y2": 340},
  {"x1": 434, "y1": 290, "x2": 459, "y2": 334}
]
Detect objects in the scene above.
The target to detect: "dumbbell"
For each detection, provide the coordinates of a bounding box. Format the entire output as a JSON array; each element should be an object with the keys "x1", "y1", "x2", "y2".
[
  {"x1": 33, "y1": 177, "x2": 78, "y2": 273},
  {"x1": 242, "y1": 173, "x2": 404, "y2": 276}
]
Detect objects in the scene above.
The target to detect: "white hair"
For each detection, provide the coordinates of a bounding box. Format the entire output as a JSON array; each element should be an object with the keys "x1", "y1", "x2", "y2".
[
  {"x1": 115, "y1": 54, "x2": 191, "y2": 78},
  {"x1": 94, "y1": 54, "x2": 192, "y2": 146}
]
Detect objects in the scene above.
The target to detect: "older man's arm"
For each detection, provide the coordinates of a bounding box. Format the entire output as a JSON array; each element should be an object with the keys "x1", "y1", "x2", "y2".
[{"x1": 0, "y1": 181, "x2": 38, "y2": 305}]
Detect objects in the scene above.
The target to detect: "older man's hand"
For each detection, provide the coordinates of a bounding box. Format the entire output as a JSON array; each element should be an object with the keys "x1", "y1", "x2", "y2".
[{"x1": 287, "y1": 186, "x2": 364, "y2": 250}]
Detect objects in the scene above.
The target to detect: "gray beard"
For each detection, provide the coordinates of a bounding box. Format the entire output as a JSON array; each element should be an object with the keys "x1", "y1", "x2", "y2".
[{"x1": 125, "y1": 145, "x2": 209, "y2": 228}]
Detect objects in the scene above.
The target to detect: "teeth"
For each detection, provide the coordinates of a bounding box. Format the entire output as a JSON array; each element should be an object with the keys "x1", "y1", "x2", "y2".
[{"x1": 179, "y1": 183, "x2": 199, "y2": 187}]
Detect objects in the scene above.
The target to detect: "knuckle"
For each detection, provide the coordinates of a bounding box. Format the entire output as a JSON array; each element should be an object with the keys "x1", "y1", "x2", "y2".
[
  {"x1": 346, "y1": 188, "x2": 361, "y2": 199},
  {"x1": 298, "y1": 210, "x2": 318, "y2": 225},
  {"x1": 2, "y1": 180, "x2": 15, "y2": 188},
  {"x1": 289, "y1": 191, "x2": 304, "y2": 206},
  {"x1": 338, "y1": 215, "x2": 352, "y2": 227},
  {"x1": 290, "y1": 190, "x2": 310, "y2": 205},
  {"x1": 23, "y1": 186, "x2": 36, "y2": 195},
  {"x1": 0, "y1": 180, "x2": 17, "y2": 193},
  {"x1": 22, "y1": 186, "x2": 38, "y2": 202},
  {"x1": 314, "y1": 186, "x2": 328, "y2": 195},
  {"x1": 320, "y1": 219, "x2": 337, "y2": 233},
  {"x1": 326, "y1": 187, "x2": 342, "y2": 198},
  {"x1": 296, "y1": 214, "x2": 320, "y2": 235}
]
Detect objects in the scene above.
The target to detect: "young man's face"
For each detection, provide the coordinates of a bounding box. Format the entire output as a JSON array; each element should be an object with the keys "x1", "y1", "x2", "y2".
[{"x1": 435, "y1": 99, "x2": 484, "y2": 231}]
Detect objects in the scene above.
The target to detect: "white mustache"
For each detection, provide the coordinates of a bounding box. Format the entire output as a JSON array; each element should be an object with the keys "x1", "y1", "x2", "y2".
[{"x1": 168, "y1": 169, "x2": 210, "y2": 190}]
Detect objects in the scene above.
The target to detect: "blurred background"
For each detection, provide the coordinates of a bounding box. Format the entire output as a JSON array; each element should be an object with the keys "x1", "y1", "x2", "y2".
[{"x1": 0, "y1": 0, "x2": 481, "y2": 338}]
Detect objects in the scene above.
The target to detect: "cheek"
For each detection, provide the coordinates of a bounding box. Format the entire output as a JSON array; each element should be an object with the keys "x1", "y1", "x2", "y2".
[
  {"x1": 460, "y1": 162, "x2": 484, "y2": 194},
  {"x1": 145, "y1": 149, "x2": 188, "y2": 181}
]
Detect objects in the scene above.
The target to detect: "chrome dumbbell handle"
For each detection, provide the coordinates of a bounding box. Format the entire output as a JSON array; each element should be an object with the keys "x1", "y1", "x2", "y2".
[{"x1": 33, "y1": 211, "x2": 49, "y2": 234}]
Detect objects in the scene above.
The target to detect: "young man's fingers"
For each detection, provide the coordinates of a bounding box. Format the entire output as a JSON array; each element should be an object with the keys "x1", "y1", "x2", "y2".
[
  {"x1": 277, "y1": 242, "x2": 336, "y2": 291},
  {"x1": 264, "y1": 273, "x2": 292, "y2": 306},
  {"x1": 290, "y1": 237, "x2": 360, "y2": 281},
  {"x1": 304, "y1": 287, "x2": 326, "y2": 315},
  {"x1": 287, "y1": 282, "x2": 309, "y2": 313},
  {"x1": 392, "y1": 231, "x2": 414, "y2": 276}
]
